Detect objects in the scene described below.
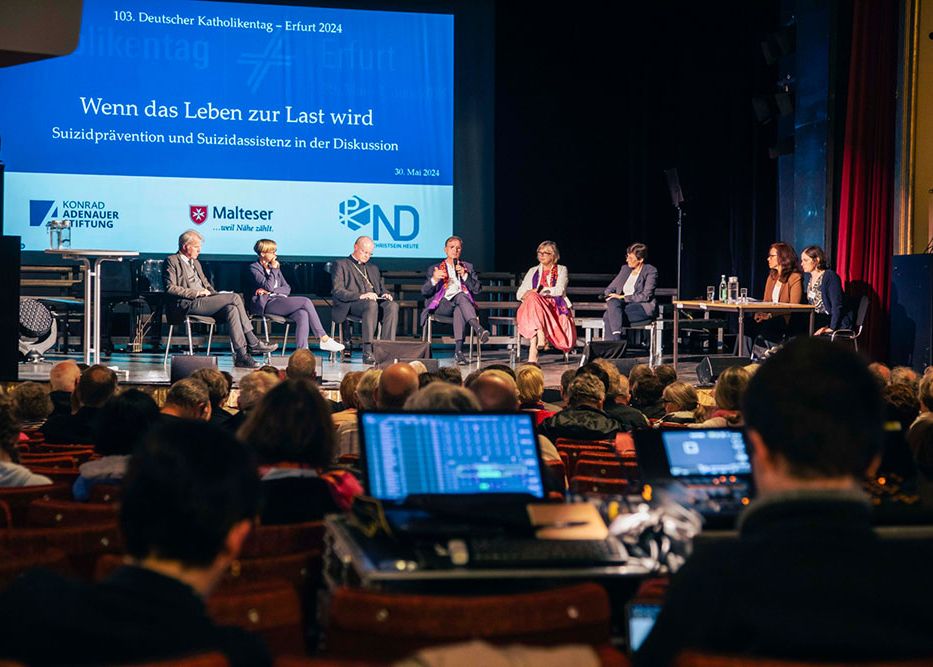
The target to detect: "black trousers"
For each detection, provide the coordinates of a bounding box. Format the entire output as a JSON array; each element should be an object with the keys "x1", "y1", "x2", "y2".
[
  {"x1": 603, "y1": 299, "x2": 651, "y2": 340},
  {"x1": 432, "y1": 293, "x2": 478, "y2": 341},
  {"x1": 187, "y1": 293, "x2": 257, "y2": 354},
  {"x1": 341, "y1": 299, "x2": 399, "y2": 345}
]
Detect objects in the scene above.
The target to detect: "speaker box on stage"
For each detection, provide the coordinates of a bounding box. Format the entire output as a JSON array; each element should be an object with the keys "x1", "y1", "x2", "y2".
[
  {"x1": 891, "y1": 255, "x2": 933, "y2": 371},
  {"x1": 696, "y1": 356, "x2": 752, "y2": 386},
  {"x1": 372, "y1": 340, "x2": 433, "y2": 370},
  {"x1": 582, "y1": 341, "x2": 627, "y2": 364},
  {"x1": 170, "y1": 355, "x2": 219, "y2": 383}
]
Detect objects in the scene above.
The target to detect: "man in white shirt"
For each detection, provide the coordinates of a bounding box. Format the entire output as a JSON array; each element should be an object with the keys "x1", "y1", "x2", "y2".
[{"x1": 420, "y1": 236, "x2": 489, "y2": 365}]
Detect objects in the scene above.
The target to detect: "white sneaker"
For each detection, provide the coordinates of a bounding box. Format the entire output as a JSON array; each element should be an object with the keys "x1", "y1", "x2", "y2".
[{"x1": 320, "y1": 338, "x2": 345, "y2": 352}]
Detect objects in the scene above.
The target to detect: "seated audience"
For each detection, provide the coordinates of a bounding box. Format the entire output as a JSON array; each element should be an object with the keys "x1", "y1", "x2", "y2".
[
  {"x1": 336, "y1": 369, "x2": 382, "y2": 458},
  {"x1": 376, "y1": 362, "x2": 420, "y2": 410},
  {"x1": 654, "y1": 364, "x2": 677, "y2": 389},
  {"x1": 0, "y1": 420, "x2": 269, "y2": 666},
  {"x1": 631, "y1": 374, "x2": 665, "y2": 420},
  {"x1": 238, "y1": 379, "x2": 362, "y2": 524},
  {"x1": 355, "y1": 369, "x2": 382, "y2": 411},
  {"x1": 418, "y1": 371, "x2": 444, "y2": 388},
  {"x1": 635, "y1": 337, "x2": 933, "y2": 666},
  {"x1": 559, "y1": 368, "x2": 577, "y2": 407},
  {"x1": 0, "y1": 396, "x2": 51, "y2": 487},
  {"x1": 160, "y1": 378, "x2": 212, "y2": 423},
  {"x1": 438, "y1": 366, "x2": 463, "y2": 385},
  {"x1": 539, "y1": 374, "x2": 622, "y2": 442},
  {"x1": 223, "y1": 370, "x2": 279, "y2": 432},
  {"x1": 332, "y1": 371, "x2": 363, "y2": 427},
  {"x1": 908, "y1": 374, "x2": 933, "y2": 505},
  {"x1": 868, "y1": 361, "x2": 892, "y2": 386},
  {"x1": 404, "y1": 382, "x2": 482, "y2": 411},
  {"x1": 692, "y1": 366, "x2": 749, "y2": 427},
  {"x1": 660, "y1": 381, "x2": 700, "y2": 424},
  {"x1": 516, "y1": 364, "x2": 552, "y2": 415},
  {"x1": 48, "y1": 359, "x2": 81, "y2": 418},
  {"x1": 590, "y1": 359, "x2": 649, "y2": 431},
  {"x1": 10, "y1": 382, "x2": 53, "y2": 432},
  {"x1": 286, "y1": 348, "x2": 340, "y2": 412},
  {"x1": 470, "y1": 371, "x2": 560, "y2": 462},
  {"x1": 628, "y1": 363, "x2": 654, "y2": 391},
  {"x1": 40, "y1": 365, "x2": 118, "y2": 444},
  {"x1": 891, "y1": 365, "x2": 920, "y2": 391},
  {"x1": 408, "y1": 360, "x2": 429, "y2": 376},
  {"x1": 74, "y1": 389, "x2": 160, "y2": 501},
  {"x1": 191, "y1": 367, "x2": 233, "y2": 428}
]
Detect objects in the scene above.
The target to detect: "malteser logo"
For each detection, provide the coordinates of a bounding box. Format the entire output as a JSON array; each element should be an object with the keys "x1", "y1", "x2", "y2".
[
  {"x1": 190, "y1": 205, "x2": 208, "y2": 224},
  {"x1": 338, "y1": 195, "x2": 420, "y2": 241}
]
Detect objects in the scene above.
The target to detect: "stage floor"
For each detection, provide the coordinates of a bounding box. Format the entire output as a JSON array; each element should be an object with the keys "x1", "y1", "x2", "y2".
[{"x1": 17, "y1": 348, "x2": 700, "y2": 388}]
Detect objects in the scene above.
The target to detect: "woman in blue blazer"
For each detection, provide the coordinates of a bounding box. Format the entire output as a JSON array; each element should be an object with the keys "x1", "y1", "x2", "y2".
[
  {"x1": 602, "y1": 242, "x2": 658, "y2": 340},
  {"x1": 801, "y1": 245, "x2": 851, "y2": 335},
  {"x1": 249, "y1": 239, "x2": 344, "y2": 352}
]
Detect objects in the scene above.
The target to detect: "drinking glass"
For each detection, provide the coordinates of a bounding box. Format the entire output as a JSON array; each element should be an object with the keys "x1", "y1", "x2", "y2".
[
  {"x1": 706, "y1": 286, "x2": 715, "y2": 301},
  {"x1": 739, "y1": 288, "x2": 748, "y2": 304}
]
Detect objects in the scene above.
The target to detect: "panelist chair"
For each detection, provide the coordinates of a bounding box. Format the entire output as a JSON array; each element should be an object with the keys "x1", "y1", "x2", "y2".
[
  {"x1": 256, "y1": 313, "x2": 296, "y2": 357},
  {"x1": 423, "y1": 313, "x2": 480, "y2": 364},
  {"x1": 329, "y1": 316, "x2": 383, "y2": 363},
  {"x1": 163, "y1": 314, "x2": 221, "y2": 366}
]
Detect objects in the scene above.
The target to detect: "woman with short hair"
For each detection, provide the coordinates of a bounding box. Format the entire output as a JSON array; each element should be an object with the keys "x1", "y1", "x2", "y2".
[
  {"x1": 515, "y1": 240, "x2": 576, "y2": 363},
  {"x1": 248, "y1": 238, "x2": 344, "y2": 352},
  {"x1": 602, "y1": 242, "x2": 659, "y2": 341}
]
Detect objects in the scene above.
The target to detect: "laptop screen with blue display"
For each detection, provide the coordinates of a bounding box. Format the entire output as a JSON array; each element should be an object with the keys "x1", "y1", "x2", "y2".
[
  {"x1": 660, "y1": 429, "x2": 751, "y2": 477},
  {"x1": 359, "y1": 412, "x2": 545, "y2": 502}
]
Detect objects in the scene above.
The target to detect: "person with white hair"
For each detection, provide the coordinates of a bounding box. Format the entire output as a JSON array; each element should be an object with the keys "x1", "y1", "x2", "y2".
[{"x1": 163, "y1": 229, "x2": 277, "y2": 369}]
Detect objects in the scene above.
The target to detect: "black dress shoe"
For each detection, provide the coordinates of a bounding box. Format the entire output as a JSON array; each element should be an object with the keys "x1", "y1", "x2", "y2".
[
  {"x1": 234, "y1": 354, "x2": 261, "y2": 369},
  {"x1": 249, "y1": 340, "x2": 278, "y2": 354},
  {"x1": 454, "y1": 351, "x2": 469, "y2": 365},
  {"x1": 362, "y1": 352, "x2": 376, "y2": 365},
  {"x1": 477, "y1": 329, "x2": 490, "y2": 344},
  {"x1": 342, "y1": 347, "x2": 353, "y2": 361}
]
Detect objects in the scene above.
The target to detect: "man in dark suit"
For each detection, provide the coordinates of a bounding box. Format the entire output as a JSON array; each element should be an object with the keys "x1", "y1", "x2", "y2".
[
  {"x1": 163, "y1": 229, "x2": 276, "y2": 368},
  {"x1": 602, "y1": 242, "x2": 658, "y2": 340},
  {"x1": 634, "y1": 337, "x2": 933, "y2": 666},
  {"x1": 40, "y1": 364, "x2": 117, "y2": 444},
  {"x1": 421, "y1": 235, "x2": 490, "y2": 365},
  {"x1": 331, "y1": 236, "x2": 399, "y2": 364},
  {"x1": 0, "y1": 420, "x2": 270, "y2": 666}
]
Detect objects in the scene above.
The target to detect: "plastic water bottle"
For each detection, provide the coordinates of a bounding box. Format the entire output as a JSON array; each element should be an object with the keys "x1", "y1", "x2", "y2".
[
  {"x1": 719, "y1": 275, "x2": 727, "y2": 302},
  {"x1": 727, "y1": 276, "x2": 739, "y2": 304}
]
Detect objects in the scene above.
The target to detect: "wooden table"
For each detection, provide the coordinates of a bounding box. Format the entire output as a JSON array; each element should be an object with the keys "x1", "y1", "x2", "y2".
[{"x1": 672, "y1": 300, "x2": 815, "y2": 372}]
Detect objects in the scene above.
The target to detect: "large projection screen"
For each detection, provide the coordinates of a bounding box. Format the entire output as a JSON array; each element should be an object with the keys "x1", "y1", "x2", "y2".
[{"x1": 0, "y1": 0, "x2": 454, "y2": 259}]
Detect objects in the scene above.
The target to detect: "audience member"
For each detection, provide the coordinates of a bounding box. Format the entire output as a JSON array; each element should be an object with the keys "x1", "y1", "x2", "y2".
[
  {"x1": 0, "y1": 396, "x2": 51, "y2": 487},
  {"x1": 660, "y1": 381, "x2": 700, "y2": 424},
  {"x1": 40, "y1": 365, "x2": 118, "y2": 444},
  {"x1": 635, "y1": 337, "x2": 933, "y2": 666},
  {"x1": 631, "y1": 374, "x2": 665, "y2": 420},
  {"x1": 404, "y1": 382, "x2": 482, "y2": 411},
  {"x1": 462, "y1": 368, "x2": 484, "y2": 389},
  {"x1": 10, "y1": 382, "x2": 53, "y2": 432},
  {"x1": 257, "y1": 365, "x2": 283, "y2": 380},
  {"x1": 868, "y1": 361, "x2": 891, "y2": 387},
  {"x1": 539, "y1": 374, "x2": 622, "y2": 442},
  {"x1": 692, "y1": 366, "x2": 749, "y2": 427},
  {"x1": 48, "y1": 359, "x2": 81, "y2": 418},
  {"x1": 883, "y1": 382, "x2": 920, "y2": 434},
  {"x1": 470, "y1": 371, "x2": 560, "y2": 462},
  {"x1": 516, "y1": 364, "x2": 547, "y2": 411},
  {"x1": 223, "y1": 370, "x2": 279, "y2": 432},
  {"x1": 484, "y1": 363, "x2": 517, "y2": 380},
  {"x1": 559, "y1": 368, "x2": 577, "y2": 406},
  {"x1": 408, "y1": 360, "x2": 429, "y2": 375},
  {"x1": 355, "y1": 369, "x2": 382, "y2": 411},
  {"x1": 161, "y1": 378, "x2": 212, "y2": 423},
  {"x1": 576, "y1": 362, "x2": 611, "y2": 396},
  {"x1": 0, "y1": 420, "x2": 270, "y2": 666},
  {"x1": 74, "y1": 389, "x2": 160, "y2": 501},
  {"x1": 628, "y1": 363, "x2": 654, "y2": 390},
  {"x1": 418, "y1": 371, "x2": 444, "y2": 388},
  {"x1": 332, "y1": 372, "x2": 363, "y2": 427},
  {"x1": 376, "y1": 362, "x2": 419, "y2": 409},
  {"x1": 285, "y1": 348, "x2": 317, "y2": 381},
  {"x1": 437, "y1": 366, "x2": 463, "y2": 385},
  {"x1": 654, "y1": 364, "x2": 677, "y2": 388},
  {"x1": 238, "y1": 379, "x2": 362, "y2": 524},
  {"x1": 603, "y1": 373, "x2": 650, "y2": 431},
  {"x1": 891, "y1": 365, "x2": 920, "y2": 391},
  {"x1": 191, "y1": 368, "x2": 233, "y2": 428}
]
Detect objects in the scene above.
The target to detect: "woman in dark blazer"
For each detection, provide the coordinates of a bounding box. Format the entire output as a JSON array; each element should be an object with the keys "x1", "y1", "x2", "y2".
[
  {"x1": 602, "y1": 242, "x2": 658, "y2": 340},
  {"x1": 801, "y1": 245, "x2": 851, "y2": 335},
  {"x1": 249, "y1": 239, "x2": 344, "y2": 352}
]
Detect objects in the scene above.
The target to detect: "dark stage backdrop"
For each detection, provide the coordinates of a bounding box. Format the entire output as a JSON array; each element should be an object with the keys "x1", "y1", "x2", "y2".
[{"x1": 494, "y1": 1, "x2": 779, "y2": 299}]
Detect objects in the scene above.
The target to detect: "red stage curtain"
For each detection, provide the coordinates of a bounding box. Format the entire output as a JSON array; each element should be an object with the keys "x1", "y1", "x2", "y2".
[{"x1": 835, "y1": 0, "x2": 898, "y2": 361}]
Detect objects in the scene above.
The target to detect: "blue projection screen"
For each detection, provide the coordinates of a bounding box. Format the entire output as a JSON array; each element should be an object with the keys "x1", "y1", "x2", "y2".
[{"x1": 0, "y1": 0, "x2": 453, "y2": 257}]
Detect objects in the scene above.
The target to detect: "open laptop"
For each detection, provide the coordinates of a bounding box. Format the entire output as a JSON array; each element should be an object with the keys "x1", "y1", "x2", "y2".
[
  {"x1": 634, "y1": 428, "x2": 755, "y2": 528},
  {"x1": 359, "y1": 411, "x2": 546, "y2": 510}
]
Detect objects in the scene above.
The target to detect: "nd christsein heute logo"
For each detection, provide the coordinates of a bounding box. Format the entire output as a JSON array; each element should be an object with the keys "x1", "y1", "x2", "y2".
[{"x1": 338, "y1": 196, "x2": 420, "y2": 241}]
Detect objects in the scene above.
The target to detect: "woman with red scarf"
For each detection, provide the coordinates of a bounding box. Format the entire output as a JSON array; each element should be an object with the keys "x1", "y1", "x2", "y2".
[{"x1": 515, "y1": 241, "x2": 576, "y2": 363}]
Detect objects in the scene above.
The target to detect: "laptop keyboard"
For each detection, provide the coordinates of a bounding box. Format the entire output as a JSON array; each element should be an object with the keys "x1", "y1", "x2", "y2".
[{"x1": 469, "y1": 537, "x2": 627, "y2": 567}]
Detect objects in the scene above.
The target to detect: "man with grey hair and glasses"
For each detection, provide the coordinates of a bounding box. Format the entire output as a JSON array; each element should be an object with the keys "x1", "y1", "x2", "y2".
[{"x1": 164, "y1": 229, "x2": 276, "y2": 368}]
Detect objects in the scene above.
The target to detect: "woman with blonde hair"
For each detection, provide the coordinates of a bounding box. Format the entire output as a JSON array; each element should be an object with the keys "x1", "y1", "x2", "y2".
[
  {"x1": 660, "y1": 381, "x2": 700, "y2": 424},
  {"x1": 692, "y1": 366, "x2": 750, "y2": 428},
  {"x1": 515, "y1": 241, "x2": 576, "y2": 362}
]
